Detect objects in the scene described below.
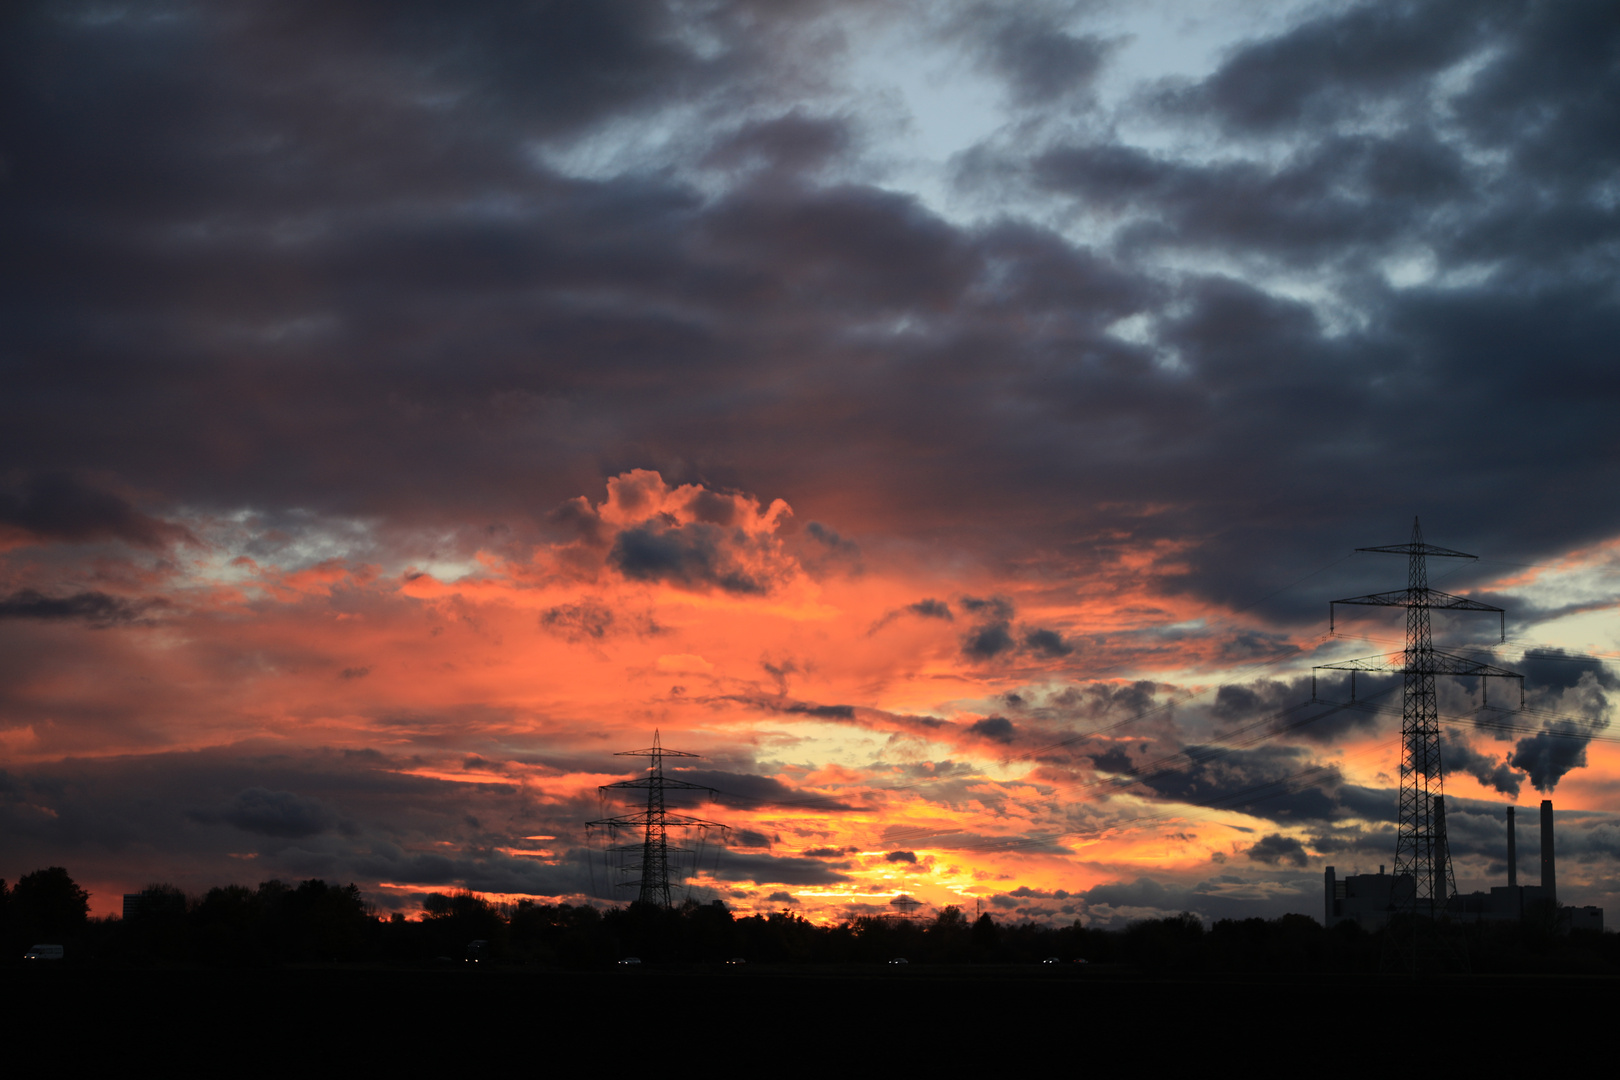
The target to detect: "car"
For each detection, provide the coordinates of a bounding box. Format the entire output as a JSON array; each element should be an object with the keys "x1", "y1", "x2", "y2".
[
  {"x1": 23, "y1": 944, "x2": 64, "y2": 961},
  {"x1": 726, "y1": 957, "x2": 746, "y2": 965},
  {"x1": 618, "y1": 957, "x2": 642, "y2": 965},
  {"x1": 1042, "y1": 957, "x2": 1061, "y2": 964},
  {"x1": 888, "y1": 957, "x2": 908, "y2": 964}
]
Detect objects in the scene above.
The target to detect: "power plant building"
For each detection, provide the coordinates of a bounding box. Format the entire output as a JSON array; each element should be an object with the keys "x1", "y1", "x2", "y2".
[{"x1": 1324, "y1": 800, "x2": 1603, "y2": 932}]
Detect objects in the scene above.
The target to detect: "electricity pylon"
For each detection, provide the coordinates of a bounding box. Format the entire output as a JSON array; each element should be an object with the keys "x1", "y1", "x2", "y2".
[
  {"x1": 1316, "y1": 519, "x2": 1521, "y2": 967},
  {"x1": 587, "y1": 731, "x2": 728, "y2": 907}
]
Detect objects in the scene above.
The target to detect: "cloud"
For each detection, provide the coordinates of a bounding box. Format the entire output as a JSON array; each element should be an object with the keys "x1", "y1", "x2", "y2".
[
  {"x1": 677, "y1": 770, "x2": 858, "y2": 812},
  {"x1": 963, "y1": 621, "x2": 1015, "y2": 659},
  {"x1": 805, "y1": 521, "x2": 859, "y2": 558},
  {"x1": 1023, "y1": 627, "x2": 1073, "y2": 657},
  {"x1": 964, "y1": 11, "x2": 1115, "y2": 106},
  {"x1": 218, "y1": 788, "x2": 337, "y2": 839},
  {"x1": 611, "y1": 524, "x2": 759, "y2": 594},
  {"x1": 967, "y1": 716, "x2": 1015, "y2": 744},
  {"x1": 541, "y1": 601, "x2": 617, "y2": 641},
  {"x1": 1517, "y1": 649, "x2": 1617, "y2": 692},
  {"x1": 702, "y1": 112, "x2": 854, "y2": 180},
  {"x1": 0, "y1": 589, "x2": 161, "y2": 626},
  {"x1": 711, "y1": 852, "x2": 852, "y2": 886},
  {"x1": 1246, "y1": 834, "x2": 1309, "y2": 867},
  {"x1": 548, "y1": 471, "x2": 801, "y2": 596},
  {"x1": 885, "y1": 850, "x2": 917, "y2": 863},
  {"x1": 1171, "y1": 0, "x2": 1499, "y2": 134},
  {"x1": 0, "y1": 474, "x2": 192, "y2": 549}
]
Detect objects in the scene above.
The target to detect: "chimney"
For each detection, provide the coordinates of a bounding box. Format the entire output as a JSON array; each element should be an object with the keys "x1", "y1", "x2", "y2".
[
  {"x1": 1541, "y1": 799, "x2": 1556, "y2": 904},
  {"x1": 1433, "y1": 795, "x2": 1450, "y2": 907},
  {"x1": 1506, "y1": 806, "x2": 1517, "y2": 887}
]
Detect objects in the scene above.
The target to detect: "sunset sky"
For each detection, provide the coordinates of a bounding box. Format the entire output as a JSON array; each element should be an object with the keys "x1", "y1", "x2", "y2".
[{"x1": 3, "y1": 0, "x2": 1619, "y2": 925}]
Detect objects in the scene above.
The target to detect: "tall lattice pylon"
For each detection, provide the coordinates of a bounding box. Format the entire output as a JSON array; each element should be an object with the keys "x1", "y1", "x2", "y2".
[
  {"x1": 1317, "y1": 519, "x2": 1520, "y2": 963},
  {"x1": 586, "y1": 731, "x2": 728, "y2": 907}
]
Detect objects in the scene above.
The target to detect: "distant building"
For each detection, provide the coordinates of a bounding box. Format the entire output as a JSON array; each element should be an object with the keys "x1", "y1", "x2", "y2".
[
  {"x1": 1326, "y1": 799, "x2": 1604, "y2": 933},
  {"x1": 122, "y1": 888, "x2": 185, "y2": 920},
  {"x1": 1567, "y1": 906, "x2": 1604, "y2": 932},
  {"x1": 1324, "y1": 865, "x2": 1411, "y2": 930}
]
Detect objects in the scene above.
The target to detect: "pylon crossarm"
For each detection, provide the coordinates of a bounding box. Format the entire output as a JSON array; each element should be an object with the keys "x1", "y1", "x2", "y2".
[
  {"x1": 1316, "y1": 652, "x2": 1403, "y2": 673},
  {"x1": 599, "y1": 776, "x2": 720, "y2": 793},
  {"x1": 1331, "y1": 587, "x2": 1501, "y2": 612},
  {"x1": 1316, "y1": 650, "x2": 1521, "y2": 679},
  {"x1": 1421, "y1": 651, "x2": 1522, "y2": 679},
  {"x1": 614, "y1": 746, "x2": 702, "y2": 758},
  {"x1": 1356, "y1": 541, "x2": 1477, "y2": 559}
]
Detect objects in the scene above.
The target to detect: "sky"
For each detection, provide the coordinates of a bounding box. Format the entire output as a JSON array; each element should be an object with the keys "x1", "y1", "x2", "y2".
[{"x1": 3, "y1": 0, "x2": 1619, "y2": 926}]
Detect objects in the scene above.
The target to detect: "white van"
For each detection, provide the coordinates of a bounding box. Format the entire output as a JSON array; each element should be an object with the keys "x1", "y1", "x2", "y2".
[{"x1": 23, "y1": 944, "x2": 64, "y2": 961}]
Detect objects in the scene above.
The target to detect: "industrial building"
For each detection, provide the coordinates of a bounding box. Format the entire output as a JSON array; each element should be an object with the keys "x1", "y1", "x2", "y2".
[{"x1": 1325, "y1": 799, "x2": 1603, "y2": 932}]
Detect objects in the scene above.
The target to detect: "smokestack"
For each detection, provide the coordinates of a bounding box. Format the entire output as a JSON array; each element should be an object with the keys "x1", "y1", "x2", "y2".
[
  {"x1": 1434, "y1": 795, "x2": 1450, "y2": 908},
  {"x1": 1506, "y1": 806, "x2": 1517, "y2": 887},
  {"x1": 1541, "y1": 799, "x2": 1556, "y2": 903}
]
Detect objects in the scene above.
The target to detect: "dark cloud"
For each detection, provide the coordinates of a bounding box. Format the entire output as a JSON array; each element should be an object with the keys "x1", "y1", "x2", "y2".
[
  {"x1": 782, "y1": 702, "x2": 857, "y2": 721},
  {"x1": 710, "y1": 851, "x2": 852, "y2": 886},
  {"x1": 963, "y1": 621, "x2": 1014, "y2": 659},
  {"x1": 1246, "y1": 833, "x2": 1309, "y2": 868},
  {"x1": 1177, "y1": 0, "x2": 1503, "y2": 134},
  {"x1": 703, "y1": 112, "x2": 854, "y2": 179},
  {"x1": 0, "y1": 589, "x2": 160, "y2": 626},
  {"x1": 805, "y1": 521, "x2": 858, "y2": 557},
  {"x1": 908, "y1": 599, "x2": 953, "y2": 620},
  {"x1": 1517, "y1": 649, "x2": 1618, "y2": 692},
  {"x1": 0, "y1": 474, "x2": 191, "y2": 549},
  {"x1": 1023, "y1": 627, "x2": 1072, "y2": 657},
  {"x1": 1006, "y1": 885, "x2": 1069, "y2": 900},
  {"x1": 676, "y1": 769, "x2": 857, "y2": 812},
  {"x1": 541, "y1": 601, "x2": 616, "y2": 641},
  {"x1": 961, "y1": 9, "x2": 1114, "y2": 106},
  {"x1": 217, "y1": 788, "x2": 337, "y2": 839},
  {"x1": 884, "y1": 850, "x2": 917, "y2": 863},
  {"x1": 610, "y1": 522, "x2": 768, "y2": 595},
  {"x1": 959, "y1": 596, "x2": 1014, "y2": 620},
  {"x1": 1100, "y1": 742, "x2": 1393, "y2": 825},
  {"x1": 967, "y1": 716, "x2": 1015, "y2": 744},
  {"x1": 801, "y1": 846, "x2": 853, "y2": 858},
  {"x1": 0, "y1": 746, "x2": 604, "y2": 904},
  {"x1": 0, "y1": 0, "x2": 1613, "y2": 598}
]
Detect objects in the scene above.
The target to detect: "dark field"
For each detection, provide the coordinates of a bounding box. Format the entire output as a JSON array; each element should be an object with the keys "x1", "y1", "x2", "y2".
[{"x1": 8, "y1": 964, "x2": 1613, "y2": 1069}]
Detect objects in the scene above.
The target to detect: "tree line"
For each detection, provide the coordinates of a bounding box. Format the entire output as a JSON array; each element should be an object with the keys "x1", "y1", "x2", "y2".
[{"x1": 3, "y1": 867, "x2": 1615, "y2": 972}]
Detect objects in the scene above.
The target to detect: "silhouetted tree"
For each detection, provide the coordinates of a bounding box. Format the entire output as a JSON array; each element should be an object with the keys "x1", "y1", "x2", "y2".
[
  {"x1": 13, "y1": 867, "x2": 90, "y2": 939},
  {"x1": 970, "y1": 912, "x2": 1000, "y2": 960},
  {"x1": 422, "y1": 889, "x2": 505, "y2": 960},
  {"x1": 1125, "y1": 911, "x2": 1205, "y2": 971}
]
